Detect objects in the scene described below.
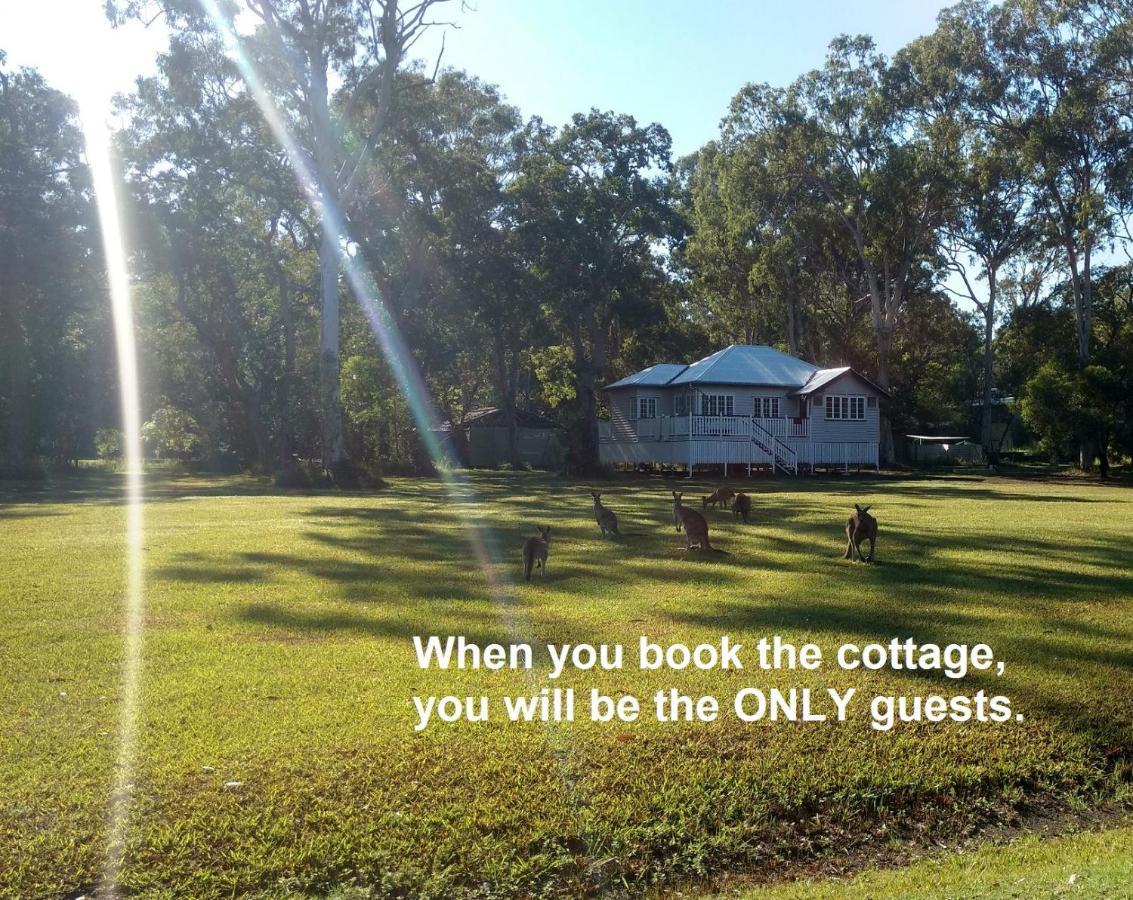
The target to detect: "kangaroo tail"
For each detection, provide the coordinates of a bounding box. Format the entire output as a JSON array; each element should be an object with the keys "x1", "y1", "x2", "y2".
[{"x1": 522, "y1": 551, "x2": 533, "y2": 582}]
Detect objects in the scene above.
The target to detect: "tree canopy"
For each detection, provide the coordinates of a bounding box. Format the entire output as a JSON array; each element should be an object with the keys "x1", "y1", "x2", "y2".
[{"x1": 2, "y1": 0, "x2": 1131, "y2": 477}]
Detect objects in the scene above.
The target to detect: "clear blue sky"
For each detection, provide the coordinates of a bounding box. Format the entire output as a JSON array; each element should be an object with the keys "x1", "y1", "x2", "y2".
[
  {"x1": 410, "y1": 0, "x2": 955, "y2": 156},
  {"x1": 5, "y1": 0, "x2": 955, "y2": 156}
]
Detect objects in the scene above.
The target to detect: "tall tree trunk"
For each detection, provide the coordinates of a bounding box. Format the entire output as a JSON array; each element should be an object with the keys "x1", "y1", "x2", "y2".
[
  {"x1": 492, "y1": 331, "x2": 521, "y2": 467},
  {"x1": 784, "y1": 294, "x2": 801, "y2": 356},
  {"x1": 567, "y1": 316, "x2": 606, "y2": 473},
  {"x1": 276, "y1": 254, "x2": 296, "y2": 472},
  {"x1": 311, "y1": 54, "x2": 350, "y2": 479},
  {"x1": 1076, "y1": 247, "x2": 1094, "y2": 470},
  {"x1": 1058, "y1": 199, "x2": 1094, "y2": 469},
  {"x1": 318, "y1": 226, "x2": 348, "y2": 476},
  {"x1": 573, "y1": 363, "x2": 599, "y2": 473},
  {"x1": 875, "y1": 327, "x2": 895, "y2": 467},
  {"x1": 980, "y1": 271, "x2": 997, "y2": 452},
  {"x1": 865, "y1": 267, "x2": 896, "y2": 467},
  {"x1": 2, "y1": 295, "x2": 32, "y2": 472}
]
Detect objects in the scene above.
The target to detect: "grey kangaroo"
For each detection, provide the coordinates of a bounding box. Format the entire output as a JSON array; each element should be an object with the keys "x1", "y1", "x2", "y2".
[
  {"x1": 672, "y1": 491, "x2": 718, "y2": 552},
  {"x1": 843, "y1": 504, "x2": 877, "y2": 563},
  {"x1": 701, "y1": 487, "x2": 735, "y2": 510},
  {"x1": 522, "y1": 526, "x2": 552, "y2": 581},
  {"x1": 590, "y1": 491, "x2": 620, "y2": 538},
  {"x1": 732, "y1": 492, "x2": 751, "y2": 523}
]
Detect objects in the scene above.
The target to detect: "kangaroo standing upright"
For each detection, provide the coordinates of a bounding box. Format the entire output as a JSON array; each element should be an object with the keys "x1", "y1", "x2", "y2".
[
  {"x1": 672, "y1": 491, "x2": 718, "y2": 552},
  {"x1": 843, "y1": 504, "x2": 877, "y2": 563},
  {"x1": 732, "y1": 492, "x2": 751, "y2": 523},
  {"x1": 522, "y1": 526, "x2": 552, "y2": 581},
  {"x1": 590, "y1": 491, "x2": 620, "y2": 538}
]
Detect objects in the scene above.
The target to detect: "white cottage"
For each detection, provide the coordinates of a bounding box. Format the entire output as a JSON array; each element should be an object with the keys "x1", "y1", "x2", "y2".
[{"x1": 599, "y1": 345, "x2": 887, "y2": 475}]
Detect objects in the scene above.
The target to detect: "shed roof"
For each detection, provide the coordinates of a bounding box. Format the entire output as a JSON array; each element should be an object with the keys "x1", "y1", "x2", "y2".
[
  {"x1": 907, "y1": 435, "x2": 972, "y2": 444},
  {"x1": 435, "y1": 407, "x2": 558, "y2": 431}
]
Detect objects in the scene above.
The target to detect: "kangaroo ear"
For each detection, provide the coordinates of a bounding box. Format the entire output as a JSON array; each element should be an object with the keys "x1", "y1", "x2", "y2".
[
  {"x1": 862, "y1": 506, "x2": 871, "y2": 513},
  {"x1": 854, "y1": 503, "x2": 862, "y2": 512}
]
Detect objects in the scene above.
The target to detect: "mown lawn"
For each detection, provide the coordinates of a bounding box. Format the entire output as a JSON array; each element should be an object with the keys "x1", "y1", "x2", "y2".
[
  {"x1": 743, "y1": 824, "x2": 1133, "y2": 899},
  {"x1": 1, "y1": 471, "x2": 1130, "y2": 898}
]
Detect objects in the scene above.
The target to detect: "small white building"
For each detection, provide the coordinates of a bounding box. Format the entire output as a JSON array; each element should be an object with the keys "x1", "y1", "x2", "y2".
[{"x1": 599, "y1": 344, "x2": 887, "y2": 475}]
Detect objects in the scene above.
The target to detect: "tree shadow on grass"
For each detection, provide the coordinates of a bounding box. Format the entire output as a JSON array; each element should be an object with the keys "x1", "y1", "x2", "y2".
[
  {"x1": 236, "y1": 600, "x2": 532, "y2": 645},
  {"x1": 666, "y1": 524, "x2": 1133, "y2": 746},
  {"x1": 0, "y1": 506, "x2": 67, "y2": 520}
]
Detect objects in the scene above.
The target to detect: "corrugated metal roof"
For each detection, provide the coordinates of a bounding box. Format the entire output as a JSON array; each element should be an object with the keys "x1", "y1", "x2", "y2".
[
  {"x1": 604, "y1": 363, "x2": 688, "y2": 390},
  {"x1": 791, "y1": 366, "x2": 851, "y2": 396},
  {"x1": 668, "y1": 345, "x2": 817, "y2": 387},
  {"x1": 433, "y1": 407, "x2": 559, "y2": 431}
]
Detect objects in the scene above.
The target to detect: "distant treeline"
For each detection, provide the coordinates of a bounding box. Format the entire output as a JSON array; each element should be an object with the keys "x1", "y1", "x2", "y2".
[{"x1": 1, "y1": 0, "x2": 1130, "y2": 480}]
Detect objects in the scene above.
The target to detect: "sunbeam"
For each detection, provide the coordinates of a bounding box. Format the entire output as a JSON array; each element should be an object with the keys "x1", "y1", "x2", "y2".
[
  {"x1": 78, "y1": 94, "x2": 145, "y2": 897},
  {"x1": 195, "y1": 0, "x2": 533, "y2": 615},
  {"x1": 193, "y1": 0, "x2": 588, "y2": 837}
]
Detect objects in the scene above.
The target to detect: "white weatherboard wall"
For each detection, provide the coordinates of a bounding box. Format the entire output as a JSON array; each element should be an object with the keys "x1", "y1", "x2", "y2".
[
  {"x1": 806, "y1": 371, "x2": 881, "y2": 444},
  {"x1": 598, "y1": 363, "x2": 883, "y2": 470},
  {"x1": 609, "y1": 391, "x2": 636, "y2": 441},
  {"x1": 690, "y1": 386, "x2": 801, "y2": 419}
]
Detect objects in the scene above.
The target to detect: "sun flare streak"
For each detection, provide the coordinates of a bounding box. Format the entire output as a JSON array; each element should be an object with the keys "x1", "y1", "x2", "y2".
[
  {"x1": 80, "y1": 98, "x2": 145, "y2": 895},
  {"x1": 197, "y1": 0, "x2": 527, "y2": 606},
  {"x1": 195, "y1": 0, "x2": 577, "y2": 817}
]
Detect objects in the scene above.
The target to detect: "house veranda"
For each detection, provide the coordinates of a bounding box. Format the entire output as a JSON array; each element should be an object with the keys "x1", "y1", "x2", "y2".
[{"x1": 598, "y1": 345, "x2": 886, "y2": 475}]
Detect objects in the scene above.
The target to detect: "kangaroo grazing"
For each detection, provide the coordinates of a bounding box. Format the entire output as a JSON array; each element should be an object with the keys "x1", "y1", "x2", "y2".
[
  {"x1": 732, "y1": 492, "x2": 751, "y2": 523},
  {"x1": 701, "y1": 487, "x2": 735, "y2": 510},
  {"x1": 672, "y1": 491, "x2": 720, "y2": 553},
  {"x1": 843, "y1": 504, "x2": 877, "y2": 563},
  {"x1": 590, "y1": 491, "x2": 620, "y2": 538},
  {"x1": 522, "y1": 526, "x2": 552, "y2": 581}
]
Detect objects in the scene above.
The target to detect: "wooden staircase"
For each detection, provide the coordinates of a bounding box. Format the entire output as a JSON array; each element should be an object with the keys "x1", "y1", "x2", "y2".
[{"x1": 751, "y1": 420, "x2": 798, "y2": 474}]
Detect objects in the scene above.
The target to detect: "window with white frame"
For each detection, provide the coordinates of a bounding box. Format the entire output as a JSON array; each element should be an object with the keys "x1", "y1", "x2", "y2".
[
  {"x1": 637, "y1": 397, "x2": 657, "y2": 419},
  {"x1": 699, "y1": 393, "x2": 734, "y2": 417},
  {"x1": 825, "y1": 395, "x2": 866, "y2": 420},
  {"x1": 754, "y1": 396, "x2": 781, "y2": 419},
  {"x1": 674, "y1": 394, "x2": 690, "y2": 417}
]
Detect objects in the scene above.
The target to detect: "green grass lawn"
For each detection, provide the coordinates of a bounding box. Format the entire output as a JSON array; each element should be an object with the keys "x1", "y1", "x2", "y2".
[
  {"x1": 742, "y1": 824, "x2": 1133, "y2": 899},
  {"x1": 1, "y1": 471, "x2": 1131, "y2": 898}
]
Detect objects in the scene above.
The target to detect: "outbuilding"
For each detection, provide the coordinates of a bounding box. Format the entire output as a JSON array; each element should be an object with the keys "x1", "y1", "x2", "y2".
[{"x1": 435, "y1": 407, "x2": 562, "y2": 469}]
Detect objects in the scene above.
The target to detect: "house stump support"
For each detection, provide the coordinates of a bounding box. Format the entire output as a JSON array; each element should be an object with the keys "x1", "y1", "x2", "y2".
[{"x1": 687, "y1": 387, "x2": 694, "y2": 477}]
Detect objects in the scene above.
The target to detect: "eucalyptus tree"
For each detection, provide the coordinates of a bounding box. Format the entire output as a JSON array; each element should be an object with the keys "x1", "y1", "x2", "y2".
[
  {"x1": 120, "y1": 32, "x2": 317, "y2": 471},
  {"x1": 725, "y1": 37, "x2": 953, "y2": 460},
  {"x1": 112, "y1": 0, "x2": 451, "y2": 481},
  {"x1": 940, "y1": 144, "x2": 1036, "y2": 448},
  {"x1": 0, "y1": 53, "x2": 102, "y2": 474},
  {"x1": 348, "y1": 69, "x2": 538, "y2": 465},
  {"x1": 921, "y1": 0, "x2": 1132, "y2": 467},
  {"x1": 511, "y1": 111, "x2": 677, "y2": 471},
  {"x1": 897, "y1": 12, "x2": 1038, "y2": 449},
  {"x1": 681, "y1": 119, "x2": 825, "y2": 355},
  {"x1": 680, "y1": 142, "x2": 770, "y2": 344},
  {"x1": 996, "y1": 0, "x2": 1131, "y2": 375}
]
